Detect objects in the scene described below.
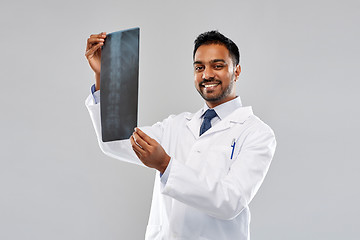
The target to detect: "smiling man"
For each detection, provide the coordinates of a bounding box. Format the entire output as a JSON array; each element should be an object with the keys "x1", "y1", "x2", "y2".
[
  {"x1": 85, "y1": 30, "x2": 276, "y2": 240},
  {"x1": 193, "y1": 42, "x2": 241, "y2": 107}
]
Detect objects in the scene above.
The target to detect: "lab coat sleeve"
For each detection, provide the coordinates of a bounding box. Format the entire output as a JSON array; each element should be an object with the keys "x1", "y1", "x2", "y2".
[
  {"x1": 161, "y1": 128, "x2": 276, "y2": 220},
  {"x1": 160, "y1": 157, "x2": 173, "y2": 184},
  {"x1": 85, "y1": 94, "x2": 143, "y2": 166},
  {"x1": 85, "y1": 93, "x2": 169, "y2": 167},
  {"x1": 92, "y1": 90, "x2": 100, "y2": 104}
]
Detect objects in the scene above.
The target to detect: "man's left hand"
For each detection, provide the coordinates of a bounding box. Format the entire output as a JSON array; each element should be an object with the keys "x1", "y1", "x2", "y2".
[{"x1": 130, "y1": 128, "x2": 170, "y2": 174}]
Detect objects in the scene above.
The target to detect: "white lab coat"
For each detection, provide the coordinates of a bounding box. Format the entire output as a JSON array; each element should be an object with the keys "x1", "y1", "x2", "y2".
[{"x1": 85, "y1": 94, "x2": 276, "y2": 240}]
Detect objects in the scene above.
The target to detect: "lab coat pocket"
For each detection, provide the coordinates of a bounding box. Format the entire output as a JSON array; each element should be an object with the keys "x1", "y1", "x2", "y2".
[{"x1": 206, "y1": 145, "x2": 232, "y2": 177}]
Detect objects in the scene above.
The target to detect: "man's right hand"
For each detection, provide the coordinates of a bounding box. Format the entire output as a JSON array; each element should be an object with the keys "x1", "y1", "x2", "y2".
[{"x1": 85, "y1": 32, "x2": 107, "y2": 91}]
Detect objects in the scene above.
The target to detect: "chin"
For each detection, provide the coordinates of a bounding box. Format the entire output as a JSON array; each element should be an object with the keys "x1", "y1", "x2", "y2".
[{"x1": 202, "y1": 94, "x2": 223, "y2": 102}]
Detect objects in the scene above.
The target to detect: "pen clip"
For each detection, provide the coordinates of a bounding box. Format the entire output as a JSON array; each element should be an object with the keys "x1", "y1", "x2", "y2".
[
  {"x1": 230, "y1": 138, "x2": 236, "y2": 160},
  {"x1": 231, "y1": 138, "x2": 235, "y2": 148}
]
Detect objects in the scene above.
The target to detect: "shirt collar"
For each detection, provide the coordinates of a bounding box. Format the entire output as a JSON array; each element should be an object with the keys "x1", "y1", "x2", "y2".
[{"x1": 201, "y1": 96, "x2": 242, "y2": 120}]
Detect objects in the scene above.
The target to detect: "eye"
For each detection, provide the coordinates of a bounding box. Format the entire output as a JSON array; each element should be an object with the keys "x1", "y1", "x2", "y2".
[
  {"x1": 214, "y1": 64, "x2": 224, "y2": 69},
  {"x1": 194, "y1": 66, "x2": 204, "y2": 72}
]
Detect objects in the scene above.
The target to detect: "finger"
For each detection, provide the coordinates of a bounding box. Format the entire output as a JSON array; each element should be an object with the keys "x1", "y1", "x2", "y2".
[
  {"x1": 131, "y1": 144, "x2": 143, "y2": 159},
  {"x1": 133, "y1": 149, "x2": 142, "y2": 160},
  {"x1": 86, "y1": 32, "x2": 106, "y2": 50},
  {"x1": 85, "y1": 42, "x2": 103, "y2": 56},
  {"x1": 130, "y1": 134, "x2": 141, "y2": 149},
  {"x1": 130, "y1": 138, "x2": 143, "y2": 158},
  {"x1": 88, "y1": 37, "x2": 105, "y2": 44},
  {"x1": 131, "y1": 132, "x2": 144, "y2": 149},
  {"x1": 88, "y1": 33, "x2": 106, "y2": 44},
  {"x1": 89, "y1": 32, "x2": 107, "y2": 39},
  {"x1": 86, "y1": 38, "x2": 105, "y2": 51},
  {"x1": 130, "y1": 137, "x2": 143, "y2": 157},
  {"x1": 133, "y1": 132, "x2": 151, "y2": 151},
  {"x1": 85, "y1": 42, "x2": 103, "y2": 58},
  {"x1": 134, "y1": 128, "x2": 155, "y2": 145},
  {"x1": 130, "y1": 135, "x2": 146, "y2": 155}
]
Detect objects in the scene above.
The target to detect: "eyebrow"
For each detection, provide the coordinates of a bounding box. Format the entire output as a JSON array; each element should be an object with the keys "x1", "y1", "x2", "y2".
[
  {"x1": 193, "y1": 59, "x2": 226, "y2": 65},
  {"x1": 211, "y1": 59, "x2": 226, "y2": 64}
]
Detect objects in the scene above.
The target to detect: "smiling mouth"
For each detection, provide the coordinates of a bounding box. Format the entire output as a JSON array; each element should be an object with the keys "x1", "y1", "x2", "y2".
[{"x1": 201, "y1": 82, "x2": 221, "y2": 88}]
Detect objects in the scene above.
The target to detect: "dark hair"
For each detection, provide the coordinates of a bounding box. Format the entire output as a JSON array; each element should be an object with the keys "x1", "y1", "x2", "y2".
[{"x1": 193, "y1": 30, "x2": 240, "y2": 66}]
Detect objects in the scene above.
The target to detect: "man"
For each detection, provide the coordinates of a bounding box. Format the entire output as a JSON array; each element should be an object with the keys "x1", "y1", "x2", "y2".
[{"x1": 85, "y1": 30, "x2": 276, "y2": 240}]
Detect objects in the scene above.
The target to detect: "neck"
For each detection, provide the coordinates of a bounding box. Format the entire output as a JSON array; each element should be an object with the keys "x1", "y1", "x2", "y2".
[{"x1": 206, "y1": 95, "x2": 237, "y2": 108}]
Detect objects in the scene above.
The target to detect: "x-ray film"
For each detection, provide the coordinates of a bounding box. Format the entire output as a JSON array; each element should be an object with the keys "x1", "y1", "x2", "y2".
[{"x1": 100, "y1": 27, "x2": 139, "y2": 142}]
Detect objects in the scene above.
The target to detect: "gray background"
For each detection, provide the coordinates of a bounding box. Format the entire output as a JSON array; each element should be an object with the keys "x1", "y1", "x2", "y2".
[{"x1": 1, "y1": 0, "x2": 359, "y2": 239}]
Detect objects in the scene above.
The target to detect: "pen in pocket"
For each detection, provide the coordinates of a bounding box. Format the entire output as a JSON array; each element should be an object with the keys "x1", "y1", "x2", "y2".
[{"x1": 230, "y1": 138, "x2": 236, "y2": 160}]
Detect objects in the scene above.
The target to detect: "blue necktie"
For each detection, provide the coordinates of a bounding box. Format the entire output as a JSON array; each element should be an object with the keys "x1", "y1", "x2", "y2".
[{"x1": 200, "y1": 109, "x2": 217, "y2": 136}]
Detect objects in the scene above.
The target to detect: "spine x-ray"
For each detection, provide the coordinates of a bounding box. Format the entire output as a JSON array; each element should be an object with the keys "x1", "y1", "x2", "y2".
[{"x1": 100, "y1": 27, "x2": 140, "y2": 142}]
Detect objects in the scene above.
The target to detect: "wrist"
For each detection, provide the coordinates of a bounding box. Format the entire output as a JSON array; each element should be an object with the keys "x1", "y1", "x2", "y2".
[{"x1": 159, "y1": 155, "x2": 171, "y2": 174}]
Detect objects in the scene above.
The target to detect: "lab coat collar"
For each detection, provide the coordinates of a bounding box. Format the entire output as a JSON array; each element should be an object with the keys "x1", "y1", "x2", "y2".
[
  {"x1": 186, "y1": 106, "x2": 254, "y2": 139},
  {"x1": 201, "y1": 96, "x2": 242, "y2": 120}
]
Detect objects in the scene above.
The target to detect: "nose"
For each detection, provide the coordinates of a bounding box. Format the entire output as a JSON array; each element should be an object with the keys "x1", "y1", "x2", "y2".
[{"x1": 202, "y1": 67, "x2": 215, "y2": 80}]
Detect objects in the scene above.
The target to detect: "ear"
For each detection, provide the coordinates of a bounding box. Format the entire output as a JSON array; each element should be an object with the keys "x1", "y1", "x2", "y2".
[{"x1": 234, "y1": 64, "x2": 241, "y2": 82}]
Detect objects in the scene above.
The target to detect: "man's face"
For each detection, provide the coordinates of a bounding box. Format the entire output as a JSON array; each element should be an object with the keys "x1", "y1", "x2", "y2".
[{"x1": 193, "y1": 44, "x2": 241, "y2": 108}]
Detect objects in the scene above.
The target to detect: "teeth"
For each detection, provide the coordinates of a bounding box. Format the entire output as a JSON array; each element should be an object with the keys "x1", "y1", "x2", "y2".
[{"x1": 204, "y1": 83, "x2": 218, "y2": 88}]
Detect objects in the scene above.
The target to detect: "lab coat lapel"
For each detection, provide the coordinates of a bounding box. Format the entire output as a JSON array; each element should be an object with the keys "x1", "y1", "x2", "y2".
[
  {"x1": 200, "y1": 106, "x2": 254, "y2": 137},
  {"x1": 186, "y1": 106, "x2": 254, "y2": 138},
  {"x1": 186, "y1": 109, "x2": 203, "y2": 139}
]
